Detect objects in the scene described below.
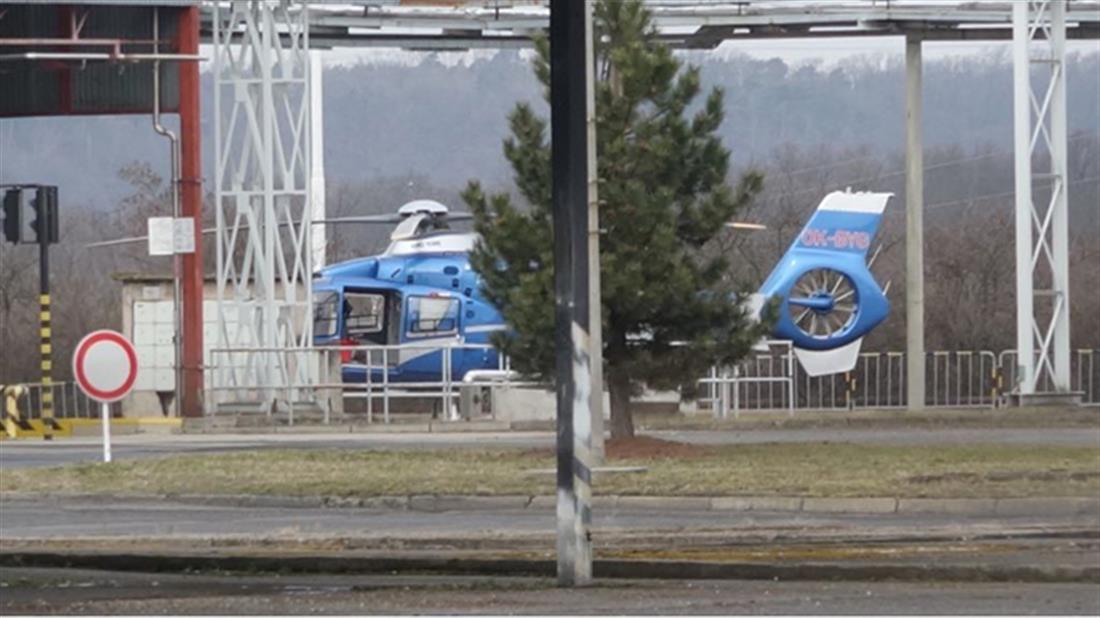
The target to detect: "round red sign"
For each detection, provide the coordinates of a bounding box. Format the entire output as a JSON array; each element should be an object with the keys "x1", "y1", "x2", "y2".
[{"x1": 73, "y1": 330, "x2": 138, "y2": 403}]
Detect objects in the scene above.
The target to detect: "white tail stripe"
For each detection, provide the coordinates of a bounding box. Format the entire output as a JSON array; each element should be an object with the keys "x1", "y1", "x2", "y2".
[
  {"x1": 817, "y1": 191, "x2": 893, "y2": 215},
  {"x1": 794, "y1": 338, "x2": 863, "y2": 377}
]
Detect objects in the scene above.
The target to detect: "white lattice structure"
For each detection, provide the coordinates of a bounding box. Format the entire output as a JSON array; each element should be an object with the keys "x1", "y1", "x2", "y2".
[
  {"x1": 211, "y1": 1, "x2": 315, "y2": 411},
  {"x1": 1012, "y1": 1, "x2": 1072, "y2": 396}
]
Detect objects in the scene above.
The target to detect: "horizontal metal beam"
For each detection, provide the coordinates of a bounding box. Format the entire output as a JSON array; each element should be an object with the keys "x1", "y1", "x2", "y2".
[
  {"x1": 0, "y1": 51, "x2": 202, "y2": 62},
  {"x1": 198, "y1": 1, "x2": 1100, "y2": 49}
]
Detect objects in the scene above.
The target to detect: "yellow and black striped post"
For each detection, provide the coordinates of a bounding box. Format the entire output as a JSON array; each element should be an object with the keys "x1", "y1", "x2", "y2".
[
  {"x1": 845, "y1": 371, "x2": 856, "y2": 410},
  {"x1": 992, "y1": 364, "x2": 1003, "y2": 408},
  {"x1": 40, "y1": 293, "x2": 54, "y2": 439},
  {"x1": 3, "y1": 385, "x2": 27, "y2": 438},
  {"x1": 36, "y1": 186, "x2": 58, "y2": 438}
]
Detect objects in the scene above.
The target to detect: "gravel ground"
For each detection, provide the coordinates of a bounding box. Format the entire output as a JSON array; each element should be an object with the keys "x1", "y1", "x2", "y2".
[{"x1": 3, "y1": 567, "x2": 1099, "y2": 615}]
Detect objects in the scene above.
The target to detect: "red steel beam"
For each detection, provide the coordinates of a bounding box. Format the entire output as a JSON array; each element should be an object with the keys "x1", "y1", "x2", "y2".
[{"x1": 178, "y1": 5, "x2": 204, "y2": 418}]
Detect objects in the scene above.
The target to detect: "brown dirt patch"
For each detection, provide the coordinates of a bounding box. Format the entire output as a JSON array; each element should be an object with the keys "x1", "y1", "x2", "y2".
[
  {"x1": 908, "y1": 470, "x2": 1100, "y2": 484},
  {"x1": 605, "y1": 436, "x2": 713, "y2": 460}
]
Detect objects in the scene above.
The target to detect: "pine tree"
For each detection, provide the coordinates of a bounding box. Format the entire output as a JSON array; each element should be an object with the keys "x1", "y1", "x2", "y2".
[{"x1": 463, "y1": 0, "x2": 768, "y2": 439}]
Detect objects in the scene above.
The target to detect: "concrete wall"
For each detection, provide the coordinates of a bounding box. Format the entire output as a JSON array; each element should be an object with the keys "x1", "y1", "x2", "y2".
[{"x1": 118, "y1": 278, "x2": 218, "y2": 417}]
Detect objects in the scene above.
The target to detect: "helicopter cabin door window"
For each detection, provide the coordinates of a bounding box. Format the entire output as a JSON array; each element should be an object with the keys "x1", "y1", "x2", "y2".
[
  {"x1": 407, "y1": 296, "x2": 460, "y2": 338},
  {"x1": 345, "y1": 293, "x2": 386, "y2": 337},
  {"x1": 313, "y1": 291, "x2": 339, "y2": 338}
]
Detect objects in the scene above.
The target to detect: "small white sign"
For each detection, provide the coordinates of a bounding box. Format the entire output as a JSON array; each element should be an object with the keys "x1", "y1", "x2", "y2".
[
  {"x1": 173, "y1": 217, "x2": 195, "y2": 254},
  {"x1": 148, "y1": 217, "x2": 174, "y2": 256},
  {"x1": 148, "y1": 217, "x2": 196, "y2": 255}
]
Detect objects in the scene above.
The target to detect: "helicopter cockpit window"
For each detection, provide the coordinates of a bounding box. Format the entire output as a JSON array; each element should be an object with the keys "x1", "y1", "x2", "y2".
[
  {"x1": 345, "y1": 293, "x2": 386, "y2": 336},
  {"x1": 407, "y1": 296, "x2": 459, "y2": 336},
  {"x1": 313, "y1": 291, "x2": 339, "y2": 338}
]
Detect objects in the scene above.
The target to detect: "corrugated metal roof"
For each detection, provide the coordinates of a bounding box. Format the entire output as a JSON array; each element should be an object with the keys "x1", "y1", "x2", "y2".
[{"x1": 0, "y1": 3, "x2": 184, "y2": 117}]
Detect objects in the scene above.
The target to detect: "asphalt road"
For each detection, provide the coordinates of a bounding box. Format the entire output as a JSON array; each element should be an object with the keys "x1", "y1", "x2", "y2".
[
  {"x1": 3, "y1": 567, "x2": 1098, "y2": 614},
  {"x1": 2, "y1": 426, "x2": 1097, "y2": 469}
]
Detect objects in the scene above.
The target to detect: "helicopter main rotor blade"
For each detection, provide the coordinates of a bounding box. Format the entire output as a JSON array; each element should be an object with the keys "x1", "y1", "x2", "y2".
[
  {"x1": 85, "y1": 212, "x2": 474, "y2": 249},
  {"x1": 84, "y1": 227, "x2": 217, "y2": 249},
  {"x1": 725, "y1": 221, "x2": 767, "y2": 230},
  {"x1": 313, "y1": 214, "x2": 401, "y2": 225}
]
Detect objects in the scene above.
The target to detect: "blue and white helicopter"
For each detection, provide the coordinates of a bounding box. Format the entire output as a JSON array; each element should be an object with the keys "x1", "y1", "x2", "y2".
[{"x1": 313, "y1": 191, "x2": 893, "y2": 383}]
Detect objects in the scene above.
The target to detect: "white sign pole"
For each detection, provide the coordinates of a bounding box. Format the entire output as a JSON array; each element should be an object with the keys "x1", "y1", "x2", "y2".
[{"x1": 101, "y1": 402, "x2": 112, "y2": 463}]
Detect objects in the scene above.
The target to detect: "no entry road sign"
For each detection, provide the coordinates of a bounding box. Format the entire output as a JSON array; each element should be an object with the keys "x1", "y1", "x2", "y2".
[
  {"x1": 73, "y1": 330, "x2": 138, "y2": 403},
  {"x1": 72, "y1": 330, "x2": 137, "y2": 463}
]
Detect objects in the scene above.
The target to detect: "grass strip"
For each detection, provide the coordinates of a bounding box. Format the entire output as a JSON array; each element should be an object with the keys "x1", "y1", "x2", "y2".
[
  {"x1": 2, "y1": 443, "x2": 1098, "y2": 499},
  {"x1": 633, "y1": 406, "x2": 1100, "y2": 431}
]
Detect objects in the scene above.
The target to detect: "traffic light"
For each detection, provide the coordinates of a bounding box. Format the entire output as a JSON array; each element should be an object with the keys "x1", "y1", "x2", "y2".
[
  {"x1": 30, "y1": 185, "x2": 59, "y2": 245},
  {"x1": 2, "y1": 188, "x2": 22, "y2": 243}
]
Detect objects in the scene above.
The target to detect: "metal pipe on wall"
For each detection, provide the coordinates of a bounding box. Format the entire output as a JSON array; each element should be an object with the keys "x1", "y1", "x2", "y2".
[{"x1": 151, "y1": 7, "x2": 183, "y2": 418}]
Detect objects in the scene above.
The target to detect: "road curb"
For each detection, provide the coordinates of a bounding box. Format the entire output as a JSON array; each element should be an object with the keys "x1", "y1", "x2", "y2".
[
  {"x1": 1, "y1": 550, "x2": 1096, "y2": 584},
  {"x1": 179, "y1": 421, "x2": 514, "y2": 435},
  {"x1": 3, "y1": 492, "x2": 1097, "y2": 517}
]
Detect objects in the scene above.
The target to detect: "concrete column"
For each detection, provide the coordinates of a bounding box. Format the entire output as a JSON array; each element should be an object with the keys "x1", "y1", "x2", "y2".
[
  {"x1": 585, "y1": 0, "x2": 605, "y2": 462},
  {"x1": 905, "y1": 35, "x2": 925, "y2": 410}
]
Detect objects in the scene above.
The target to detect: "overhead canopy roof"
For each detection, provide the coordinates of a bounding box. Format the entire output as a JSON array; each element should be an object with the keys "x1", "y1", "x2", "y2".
[
  {"x1": 201, "y1": 1, "x2": 1100, "y2": 49},
  {"x1": 3, "y1": 1, "x2": 1097, "y2": 118},
  {"x1": 0, "y1": 2, "x2": 193, "y2": 117}
]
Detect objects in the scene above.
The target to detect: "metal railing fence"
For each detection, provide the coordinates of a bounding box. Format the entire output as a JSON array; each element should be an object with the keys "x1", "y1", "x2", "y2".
[
  {"x1": 699, "y1": 348, "x2": 1099, "y2": 414},
  {"x1": 206, "y1": 342, "x2": 523, "y2": 424},
  {"x1": 698, "y1": 341, "x2": 797, "y2": 417},
  {"x1": 0, "y1": 343, "x2": 1053, "y2": 424},
  {"x1": 927, "y1": 350, "x2": 1000, "y2": 408},
  {"x1": 998, "y1": 349, "x2": 1100, "y2": 406},
  {"x1": 1, "y1": 381, "x2": 101, "y2": 420}
]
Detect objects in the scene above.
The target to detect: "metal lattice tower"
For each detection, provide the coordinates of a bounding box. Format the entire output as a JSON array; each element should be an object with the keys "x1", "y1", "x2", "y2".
[
  {"x1": 211, "y1": 1, "x2": 314, "y2": 410},
  {"x1": 1012, "y1": 0, "x2": 1072, "y2": 396}
]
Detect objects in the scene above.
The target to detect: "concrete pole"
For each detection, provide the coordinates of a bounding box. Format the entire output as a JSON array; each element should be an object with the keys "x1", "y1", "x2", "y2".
[
  {"x1": 550, "y1": 0, "x2": 593, "y2": 587},
  {"x1": 310, "y1": 50, "x2": 327, "y2": 272},
  {"x1": 905, "y1": 35, "x2": 925, "y2": 410},
  {"x1": 1012, "y1": 2, "x2": 1035, "y2": 394},
  {"x1": 585, "y1": 1, "x2": 605, "y2": 462}
]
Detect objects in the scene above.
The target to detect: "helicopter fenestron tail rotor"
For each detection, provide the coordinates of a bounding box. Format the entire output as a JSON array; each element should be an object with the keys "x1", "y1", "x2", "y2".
[{"x1": 786, "y1": 267, "x2": 858, "y2": 339}]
